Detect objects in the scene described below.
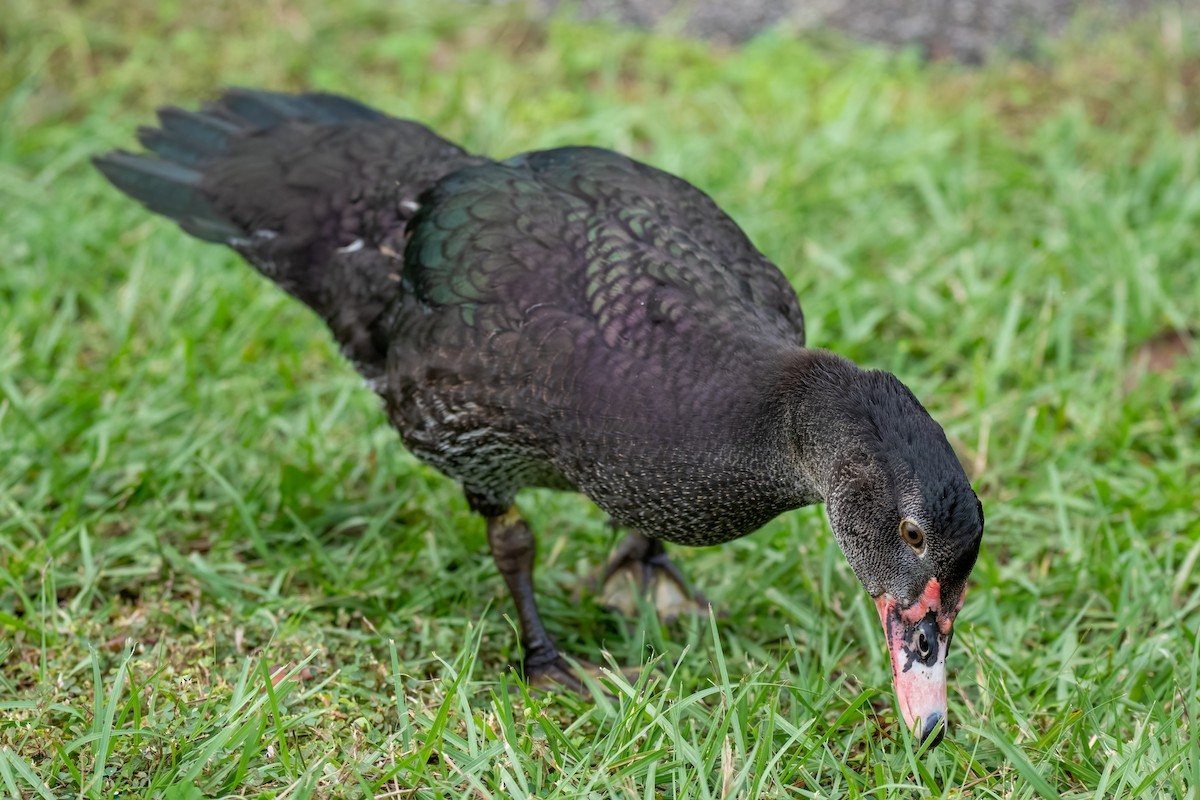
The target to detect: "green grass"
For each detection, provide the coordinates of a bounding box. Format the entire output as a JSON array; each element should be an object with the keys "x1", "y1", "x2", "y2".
[{"x1": 3, "y1": 0, "x2": 1200, "y2": 797}]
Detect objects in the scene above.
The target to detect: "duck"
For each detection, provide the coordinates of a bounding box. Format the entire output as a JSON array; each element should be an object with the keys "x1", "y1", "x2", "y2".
[{"x1": 93, "y1": 88, "x2": 984, "y2": 748}]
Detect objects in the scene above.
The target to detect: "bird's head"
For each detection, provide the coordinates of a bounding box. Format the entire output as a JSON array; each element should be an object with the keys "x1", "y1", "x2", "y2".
[{"x1": 810, "y1": 366, "x2": 983, "y2": 748}]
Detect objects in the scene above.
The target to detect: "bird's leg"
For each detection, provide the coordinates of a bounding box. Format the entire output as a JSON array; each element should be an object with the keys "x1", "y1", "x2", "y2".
[
  {"x1": 486, "y1": 507, "x2": 638, "y2": 693},
  {"x1": 595, "y1": 530, "x2": 711, "y2": 622}
]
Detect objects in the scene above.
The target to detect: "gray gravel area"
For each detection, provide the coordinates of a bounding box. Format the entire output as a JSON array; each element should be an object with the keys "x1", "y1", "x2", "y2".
[{"x1": 526, "y1": 0, "x2": 1190, "y2": 62}]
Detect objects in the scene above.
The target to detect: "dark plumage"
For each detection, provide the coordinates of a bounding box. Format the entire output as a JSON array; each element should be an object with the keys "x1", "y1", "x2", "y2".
[{"x1": 94, "y1": 88, "x2": 983, "y2": 747}]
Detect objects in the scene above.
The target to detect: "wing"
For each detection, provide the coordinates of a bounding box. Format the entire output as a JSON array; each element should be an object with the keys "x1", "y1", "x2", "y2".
[{"x1": 400, "y1": 146, "x2": 805, "y2": 354}]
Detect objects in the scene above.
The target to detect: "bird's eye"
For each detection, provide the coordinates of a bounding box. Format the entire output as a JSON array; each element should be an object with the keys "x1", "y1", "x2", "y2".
[
  {"x1": 900, "y1": 518, "x2": 925, "y2": 552},
  {"x1": 917, "y1": 630, "x2": 930, "y2": 660}
]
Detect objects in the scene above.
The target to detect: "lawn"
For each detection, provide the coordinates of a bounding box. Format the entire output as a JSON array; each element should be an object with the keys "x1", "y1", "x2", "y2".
[{"x1": 2, "y1": 1, "x2": 1199, "y2": 797}]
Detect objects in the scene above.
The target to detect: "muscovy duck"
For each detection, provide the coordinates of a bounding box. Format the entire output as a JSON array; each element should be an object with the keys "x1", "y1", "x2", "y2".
[{"x1": 94, "y1": 89, "x2": 983, "y2": 747}]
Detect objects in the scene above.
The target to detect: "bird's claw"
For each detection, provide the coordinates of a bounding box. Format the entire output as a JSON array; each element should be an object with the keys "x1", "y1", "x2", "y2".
[{"x1": 594, "y1": 533, "x2": 711, "y2": 622}]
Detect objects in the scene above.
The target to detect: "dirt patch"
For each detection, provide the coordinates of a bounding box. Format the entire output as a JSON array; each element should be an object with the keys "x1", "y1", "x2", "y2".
[{"x1": 1124, "y1": 328, "x2": 1197, "y2": 392}]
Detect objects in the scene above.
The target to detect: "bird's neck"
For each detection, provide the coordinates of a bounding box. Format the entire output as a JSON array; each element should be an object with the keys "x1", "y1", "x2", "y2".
[{"x1": 762, "y1": 348, "x2": 889, "y2": 502}]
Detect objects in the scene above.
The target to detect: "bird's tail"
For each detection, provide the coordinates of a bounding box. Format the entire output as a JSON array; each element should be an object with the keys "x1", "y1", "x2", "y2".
[{"x1": 93, "y1": 88, "x2": 486, "y2": 376}]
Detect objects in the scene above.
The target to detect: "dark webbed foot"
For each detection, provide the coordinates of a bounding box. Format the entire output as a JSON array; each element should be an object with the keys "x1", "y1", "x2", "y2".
[
  {"x1": 595, "y1": 530, "x2": 711, "y2": 622},
  {"x1": 481, "y1": 503, "x2": 642, "y2": 697},
  {"x1": 522, "y1": 654, "x2": 642, "y2": 695}
]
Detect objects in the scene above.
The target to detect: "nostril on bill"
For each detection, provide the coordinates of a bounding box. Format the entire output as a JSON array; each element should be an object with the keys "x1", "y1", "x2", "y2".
[{"x1": 913, "y1": 615, "x2": 939, "y2": 666}]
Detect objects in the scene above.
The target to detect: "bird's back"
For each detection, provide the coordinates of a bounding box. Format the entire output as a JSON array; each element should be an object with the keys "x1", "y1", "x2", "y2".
[{"x1": 389, "y1": 146, "x2": 808, "y2": 535}]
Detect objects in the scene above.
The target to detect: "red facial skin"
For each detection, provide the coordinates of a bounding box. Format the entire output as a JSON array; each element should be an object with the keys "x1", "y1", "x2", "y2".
[{"x1": 874, "y1": 578, "x2": 966, "y2": 744}]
